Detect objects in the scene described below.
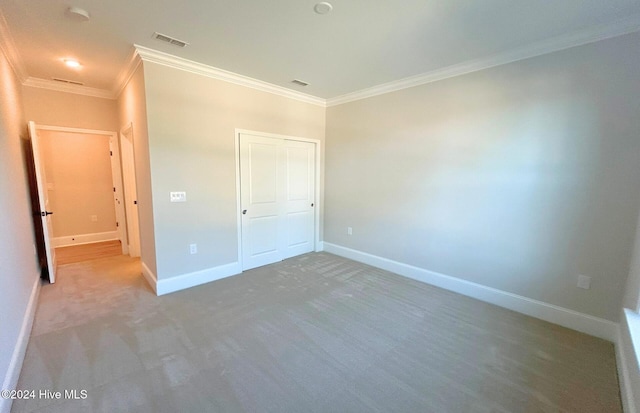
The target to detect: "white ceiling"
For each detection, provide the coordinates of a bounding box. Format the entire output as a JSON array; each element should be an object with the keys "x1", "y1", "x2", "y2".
[{"x1": 2, "y1": 0, "x2": 640, "y2": 99}]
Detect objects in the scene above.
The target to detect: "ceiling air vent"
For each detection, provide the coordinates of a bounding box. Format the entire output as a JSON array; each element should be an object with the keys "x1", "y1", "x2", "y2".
[
  {"x1": 153, "y1": 32, "x2": 189, "y2": 47},
  {"x1": 52, "y1": 78, "x2": 84, "y2": 86},
  {"x1": 291, "y1": 79, "x2": 309, "y2": 87}
]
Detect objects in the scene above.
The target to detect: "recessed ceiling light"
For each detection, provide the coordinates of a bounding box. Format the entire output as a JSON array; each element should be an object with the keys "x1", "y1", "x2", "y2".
[
  {"x1": 314, "y1": 2, "x2": 333, "y2": 15},
  {"x1": 66, "y1": 7, "x2": 90, "y2": 22},
  {"x1": 63, "y1": 59, "x2": 82, "y2": 69}
]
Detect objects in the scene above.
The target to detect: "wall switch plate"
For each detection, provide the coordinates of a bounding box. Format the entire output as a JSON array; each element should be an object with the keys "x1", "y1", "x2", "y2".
[
  {"x1": 91, "y1": 215, "x2": 98, "y2": 222},
  {"x1": 190, "y1": 244, "x2": 197, "y2": 254},
  {"x1": 170, "y1": 192, "x2": 187, "y2": 202},
  {"x1": 347, "y1": 227, "x2": 353, "y2": 235},
  {"x1": 577, "y1": 274, "x2": 591, "y2": 290}
]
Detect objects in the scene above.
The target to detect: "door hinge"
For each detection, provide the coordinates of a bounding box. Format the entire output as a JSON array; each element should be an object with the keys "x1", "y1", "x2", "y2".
[
  {"x1": 110, "y1": 150, "x2": 113, "y2": 156},
  {"x1": 113, "y1": 187, "x2": 116, "y2": 192},
  {"x1": 116, "y1": 222, "x2": 119, "y2": 227}
]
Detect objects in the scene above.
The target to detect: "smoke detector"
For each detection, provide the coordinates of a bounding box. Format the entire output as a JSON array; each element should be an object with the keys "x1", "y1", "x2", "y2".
[
  {"x1": 66, "y1": 7, "x2": 90, "y2": 22},
  {"x1": 314, "y1": 2, "x2": 333, "y2": 15}
]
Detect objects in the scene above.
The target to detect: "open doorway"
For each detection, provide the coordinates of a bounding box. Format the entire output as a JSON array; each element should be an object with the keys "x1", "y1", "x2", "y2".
[{"x1": 30, "y1": 123, "x2": 131, "y2": 276}]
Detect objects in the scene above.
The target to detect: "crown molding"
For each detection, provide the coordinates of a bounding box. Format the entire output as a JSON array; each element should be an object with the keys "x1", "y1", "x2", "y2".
[
  {"x1": 133, "y1": 45, "x2": 326, "y2": 107},
  {"x1": 326, "y1": 14, "x2": 640, "y2": 107},
  {"x1": 112, "y1": 47, "x2": 142, "y2": 99},
  {"x1": 0, "y1": 10, "x2": 28, "y2": 82},
  {"x1": 23, "y1": 77, "x2": 115, "y2": 99}
]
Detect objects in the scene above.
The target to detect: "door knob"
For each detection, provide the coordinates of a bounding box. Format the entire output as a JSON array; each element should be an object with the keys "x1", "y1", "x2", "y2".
[
  {"x1": 242, "y1": 209, "x2": 247, "y2": 215},
  {"x1": 41, "y1": 211, "x2": 53, "y2": 216}
]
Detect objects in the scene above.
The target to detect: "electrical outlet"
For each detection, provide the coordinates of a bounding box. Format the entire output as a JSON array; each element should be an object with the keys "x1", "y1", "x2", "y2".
[
  {"x1": 91, "y1": 215, "x2": 98, "y2": 222},
  {"x1": 577, "y1": 275, "x2": 591, "y2": 290},
  {"x1": 170, "y1": 192, "x2": 187, "y2": 202},
  {"x1": 347, "y1": 227, "x2": 353, "y2": 235},
  {"x1": 190, "y1": 244, "x2": 197, "y2": 254}
]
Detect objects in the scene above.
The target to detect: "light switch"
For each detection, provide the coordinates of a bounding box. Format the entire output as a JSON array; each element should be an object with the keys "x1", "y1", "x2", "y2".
[{"x1": 170, "y1": 192, "x2": 187, "y2": 202}]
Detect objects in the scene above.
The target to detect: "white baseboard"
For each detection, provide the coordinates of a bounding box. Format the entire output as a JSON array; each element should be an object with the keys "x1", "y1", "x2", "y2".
[
  {"x1": 52, "y1": 231, "x2": 119, "y2": 248},
  {"x1": 323, "y1": 242, "x2": 618, "y2": 342},
  {"x1": 618, "y1": 310, "x2": 640, "y2": 413},
  {"x1": 141, "y1": 261, "x2": 157, "y2": 295},
  {"x1": 143, "y1": 262, "x2": 242, "y2": 296},
  {"x1": 1, "y1": 275, "x2": 40, "y2": 413}
]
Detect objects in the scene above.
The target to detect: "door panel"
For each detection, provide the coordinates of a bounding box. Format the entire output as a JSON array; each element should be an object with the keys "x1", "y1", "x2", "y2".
[
  {"x1": 240, "y1": 135, "x2": 284, "y2": 270},
  {"x1": 239, "y1": 134, "x2": 315, "y2": 270},
  {"x1": 282, "y1": 140, "x2": 315, "y2": 258},
  {"x1": 249, "y1": 215, "x2": 279, "y2": 256},
  {"x1": 249, "y1": 143, "x2": 279, "y2": 204},
  {"x1": 28, "y1": 121, "x2": 57, "y2": 283}
]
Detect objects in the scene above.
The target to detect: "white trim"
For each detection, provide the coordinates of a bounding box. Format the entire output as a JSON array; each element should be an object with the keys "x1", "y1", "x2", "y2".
[
  {"x1": 52, "y1": 231, "x2": 119, "y2": 248},
  {"x1": 112, "y1": 48, "x2": 142, "y2": 99},
  {"x1": 23, "y1": 77, "x2": 114, "y2": 100},
  {"x1": 154, "y1": 262, "x2": 242, "y2": 296},
  {"x1": 34, "y1": 125, "x2": 125, "y2": 251},
  {"x1": 619, "y1": 309, "x2": 640, "y2": 413},
  {"x1": 134, "y1": 45, "x2": 326, "y2": 107},
  {"x1": 141, "y1": 262, "x2": 157, "y2": 294},
  {"x1": 323, "y1": 242, "x2": 618, "y2": 342},
  {"x1": 109, "y1": 135, "x2": 127, "y2": 255},
  {"x1": 326, "y1": 14, "x2": 640, "y2": 107},
  {"x1": 0, "y1": 10, "x2": 27, "y2": 83},
  {"x1": 34, "y1": 124, "x2": 117, "y2": 137},
  {"x1": 1, "y1": 275, "x2": 40, "y2": 413},
  {"x1": 234, "y1": 129, "x2": 322, "y2": 270}
]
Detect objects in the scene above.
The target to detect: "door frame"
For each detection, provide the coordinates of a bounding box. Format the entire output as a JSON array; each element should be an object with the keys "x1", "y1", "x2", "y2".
[
  {"x1": 235, "y1": 129, "x2": 322, "y2": 270},
  {"x1": 33, "y1": 124, "x2": 127, "y2": 254},
  {"x1": 119, "y1": 122, "x2": 141, "y2": 257}
]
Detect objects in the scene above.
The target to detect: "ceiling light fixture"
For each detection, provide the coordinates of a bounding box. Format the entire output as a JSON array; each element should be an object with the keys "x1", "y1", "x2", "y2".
[
  {"x1": 66, "y1": 7, "x2": 91, "y2": 22},
  {"x1": 314, "y1": 2, "x2": 333, "y2": 15},
  {"x1": 63, "y1": 59, "x2": 82, "y2": 68}
]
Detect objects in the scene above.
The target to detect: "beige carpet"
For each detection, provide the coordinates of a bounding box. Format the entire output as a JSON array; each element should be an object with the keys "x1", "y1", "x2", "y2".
[{"x1": 13, "y1": 253, "x2": 621, "y2": 412}]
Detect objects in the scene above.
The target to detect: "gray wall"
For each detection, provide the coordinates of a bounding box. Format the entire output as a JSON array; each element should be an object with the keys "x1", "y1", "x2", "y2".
[
  {"x1": 0, "y1": 47, "x2": 39, "y2": 393},
  {"x1": 325, "y1": 32, "x2": 640, "y2": 321},
  {"x1": 142, "y1": 62, "x2": 326, "y2": 280}
]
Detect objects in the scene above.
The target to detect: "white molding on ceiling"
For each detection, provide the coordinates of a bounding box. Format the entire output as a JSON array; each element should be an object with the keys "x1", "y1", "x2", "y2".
[
  {"x1": 326, "y1": 14, "x2": 640, "y2": 107},
  {"x1": 112, "y1": 47, "x2": 142, "y2": 99},
  {"x1": 132, "y1": 44, "x2": 327, "y2": 107},
  {"x1": 22, "y1": 77, "x2": 115, "y2": 99},
  {"x1": 0, "y1": 10, "x2": 28, "y2": 83}
]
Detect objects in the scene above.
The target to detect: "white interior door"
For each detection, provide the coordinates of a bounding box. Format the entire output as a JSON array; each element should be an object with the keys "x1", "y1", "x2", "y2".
[
  {"x1": 28, "y1": 121, "x2": 57, "y2": 283},
  {"x1": 120, "y1": 127, "x2": 141, "y2": 257},
  {"x1": 282, "y1": 140, "x2": 315, "y2": 259},
  {"x1": 240, "y1": 133, "x2": 315, "y2": 270}
]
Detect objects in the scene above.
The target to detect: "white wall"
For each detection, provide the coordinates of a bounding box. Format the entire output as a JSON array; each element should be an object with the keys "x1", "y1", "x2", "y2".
[
  {"x1": 22, "y1": 86, "x2": 118, "y2": 131},
  {"x1": 0, "y1": 43, "x2": 40, "y2": 411},
  {"x1": 325, "y1": 32, "x2": 640, "y2": 322},
  {"x1": 117, "y1": 63, "x2": 157, "y2": 276},
  {"x1": 142, "y1": 61, "x2": 326, "y2": 280}
]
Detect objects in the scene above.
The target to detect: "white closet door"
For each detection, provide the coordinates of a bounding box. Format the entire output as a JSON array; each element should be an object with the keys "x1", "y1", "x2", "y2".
[
  {"x1": 240, "y1": 135, "x2": 285, "y2": 270},
  {"x1": 239, "y1": 134, "x2": 315, "y2": 271},
  {"x1": 282, "y1": 140, "x2": 315, "y2": 259}
]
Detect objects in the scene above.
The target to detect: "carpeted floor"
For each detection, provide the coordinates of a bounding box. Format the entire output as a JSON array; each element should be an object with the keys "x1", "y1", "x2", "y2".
[{"x1": 12, "y1": 252, "x2": 621, "y2": 412}]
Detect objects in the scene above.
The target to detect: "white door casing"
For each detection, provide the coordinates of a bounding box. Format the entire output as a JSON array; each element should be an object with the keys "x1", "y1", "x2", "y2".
[
  {"x1": 109, "y1": 136, "x2": 128, "y2": 255},
  {"x1": 239, "y1": 132, "x2": 316, "y2": 270},
  {"x1": 28, "y1": 121, "x2": 57, "y2": 283},
  {"x1": 120, "y1": 125, "x2": 141, "y2": 258}
]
